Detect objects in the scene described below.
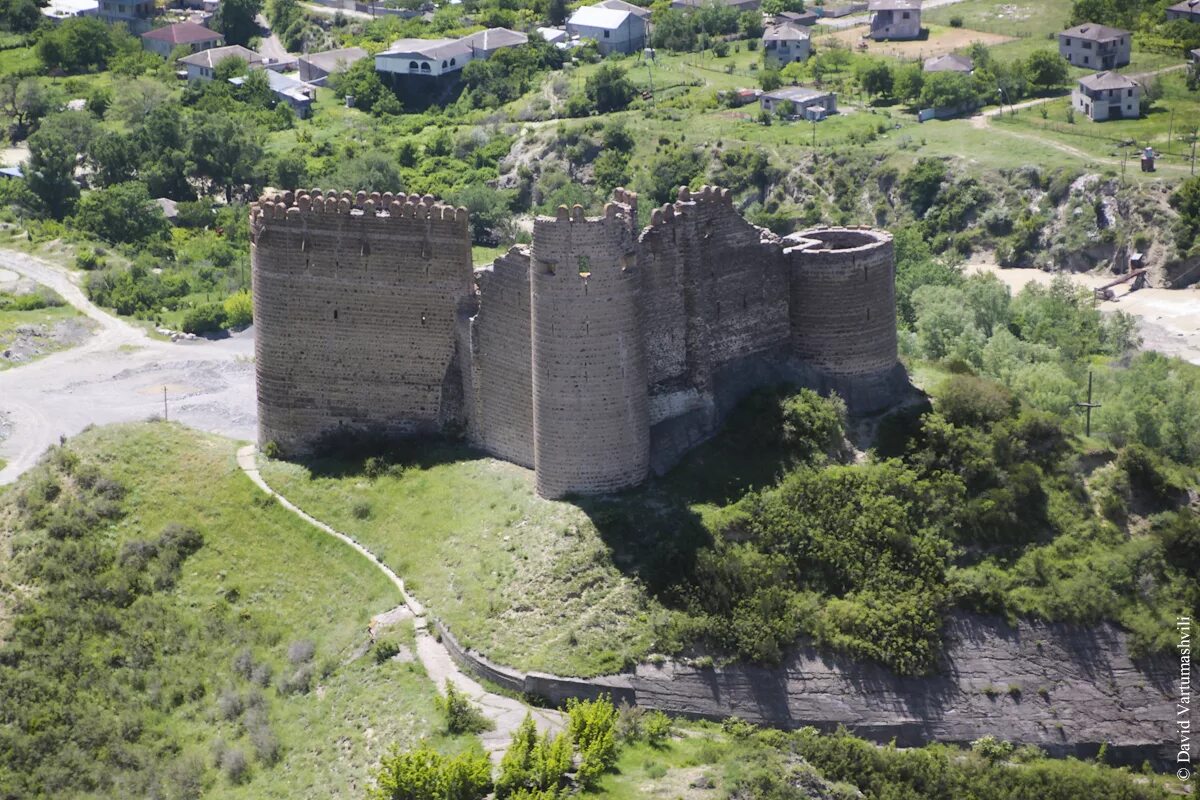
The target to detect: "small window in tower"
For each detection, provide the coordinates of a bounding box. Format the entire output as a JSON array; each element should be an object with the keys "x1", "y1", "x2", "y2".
[{"x1": 333, "y1": 310, "x2": 338, "y2": 320}]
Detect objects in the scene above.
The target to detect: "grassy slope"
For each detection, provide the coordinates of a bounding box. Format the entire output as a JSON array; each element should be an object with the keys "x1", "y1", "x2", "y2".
[
  {"x1": 0, "y1": 423, "x2": 453, "y2": 800},
  {"x1": 260, "y1": 449, "x2": 663, "y2": 677}
]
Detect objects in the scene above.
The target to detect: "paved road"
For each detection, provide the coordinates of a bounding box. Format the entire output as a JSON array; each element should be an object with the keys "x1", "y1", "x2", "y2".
[
  {"x1": 255, "y1": 13, "x2": 295, "y2": 67},
  {"x1": 237, "y1": 446, "x2": 564, "y2": 760},
  {"x1": 0, "y1": 249, "x2": 256, "y2": 484}
]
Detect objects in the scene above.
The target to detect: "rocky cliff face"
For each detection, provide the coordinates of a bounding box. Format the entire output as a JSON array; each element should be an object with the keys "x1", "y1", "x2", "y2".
[{"x1": 440, "y1": 611, "x2": 1176, "y2": 767}]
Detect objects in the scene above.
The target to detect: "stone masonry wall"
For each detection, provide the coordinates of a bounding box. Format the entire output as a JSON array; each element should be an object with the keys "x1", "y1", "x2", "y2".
[
  {"x1": 251, "y1": 190, "x2": 473, "y2": 454},
  {"x1": 529, "y1": 201, "x2": 650, "y2": 498},
  {"x1": 467, "y1": 246, "x2": 534, "y2": 468}
]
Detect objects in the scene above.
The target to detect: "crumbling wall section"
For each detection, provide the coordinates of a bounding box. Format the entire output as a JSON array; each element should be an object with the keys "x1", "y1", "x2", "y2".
[
  {"x1": 467, "y1": 246, "x2": 534, "y2": 468},
  {"x1": 529, "y1": 200, "x2": 650, "y2": 498},
  {"x1": 251, "y1": 189, "x2": 473, "y2": 455}
]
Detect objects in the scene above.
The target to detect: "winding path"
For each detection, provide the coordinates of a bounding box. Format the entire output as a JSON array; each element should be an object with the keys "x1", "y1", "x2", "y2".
[{"x1": 236, "y1": 446, "x2": 563, "y2": 759}]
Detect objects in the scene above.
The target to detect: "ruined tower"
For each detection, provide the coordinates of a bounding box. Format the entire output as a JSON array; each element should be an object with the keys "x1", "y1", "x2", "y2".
[
  {"x1": 529, "y1": 197, "x2": 650, "y2": 499},
  {"x1": 251, "y1": 190, "x2": 473, "y2": 455},
  {"x1": 785, "y1": 227, "x2": 899, "y2": 412}
]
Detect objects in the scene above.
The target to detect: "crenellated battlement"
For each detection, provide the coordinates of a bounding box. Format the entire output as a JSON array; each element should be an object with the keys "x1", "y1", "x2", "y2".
[
  {"x1": 646, "y1": 184, "x2": 736, "y2": 227},
  {"x1": 531, "y1": 191, "x2": 638, "y2": 282},
  {"x1": 251, "y1": 188, "x2": 469, "y2": 226}
]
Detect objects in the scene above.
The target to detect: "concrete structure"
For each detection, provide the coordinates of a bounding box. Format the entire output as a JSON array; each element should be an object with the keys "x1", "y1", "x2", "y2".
[
  {"x1": 777, "y1": 9, "x2": 820, "y2": 25},
  {"x1": 40, "y1": 0, "x2": 98, "y2": 21},
  {"x1": 141, "y1": 21, "x2": 223, "y2": 58},
  {"x1": 763, "y1": 20, "x2": 811, "y2": 67},
  {"x1": 231, "y1": 71, "x2": 316, "y2": 117},
  {"x1": 869, "y1": 0, "x2": 921, "y2": 40},
  {"x1": 97, "y1": 0, "x2": 152, "y2": 30},
  {"x1": 1073, "y1": 71, "x2": 1139, "y2": 121},
  {"x1": 1166, "y1": 0, "x2": 1200, "y2": 21},
  {"x1": 298, "y1": 47, "x2": 369, "y2": 85},
  {"x1": 760, "y1": 86, "x2": 837, "y2": 119},
  {"x1": 250, "y1": 187, "x2": 904, "y2": 498},
  {"x1": 923, "y1": 53, "x2": 972, "y2": 73},
  {"x1": 822, "y1": 2, "x2": 867, "y2": 17},
  {"x1": 179, "y1": 45, "x2": 263, "y2": 80},
  {"x1": 1058, "y1": 23, "x2": 1131, "y2": 70},
  {"x1": 565, "y1": 5, "x2": 647, "y2": 54},
  {"x1": 374, "y1": 28, "x2": 527, "y2": 85}
]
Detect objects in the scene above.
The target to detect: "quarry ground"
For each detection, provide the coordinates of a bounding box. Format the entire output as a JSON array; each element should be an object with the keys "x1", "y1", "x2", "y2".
[
  {"x1": 0, "y1": 249, "x2": 256, "y2": 484},
  {"x1": 967, "y1": 260, "x2": 1200, "y2": 365}
]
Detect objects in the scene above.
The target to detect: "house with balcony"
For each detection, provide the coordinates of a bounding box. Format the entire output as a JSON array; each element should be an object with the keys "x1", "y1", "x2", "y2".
[
  {"x1": 1073, "y1": 71, "x2": 1139, "y2": 121},
  {"x1": 374, "y1": 28, "x2": 527, "y2": 98},
  {"x1": 1058, "y1": 23, "x2": 1131, "y2": 69},
  {"x1": 763, "y1": 20, "x2": 810, "y2": 67},
  {"x1": 868, "y1": 0, "x2": 921, "y2": 40}
]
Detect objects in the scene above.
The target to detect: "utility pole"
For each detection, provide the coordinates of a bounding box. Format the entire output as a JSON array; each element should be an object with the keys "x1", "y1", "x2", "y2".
[
  {"x1": 1192, "y1": 129, "x2": 1198, "y2": 176},
  {"x1": 1167, "y1": 107, "x2": 1175, "y2": 155},
  {"x1": 1074, "y1": 371, "x2": 1101, "y2": 437},
  {"x1": 163, "y1": 386, "x2": 169, "y2": 422}
]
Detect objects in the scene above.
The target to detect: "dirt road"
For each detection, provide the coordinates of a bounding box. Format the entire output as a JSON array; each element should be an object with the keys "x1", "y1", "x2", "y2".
[{"x1": 0, "y1": 250, "x2": 256, "y2": 484}]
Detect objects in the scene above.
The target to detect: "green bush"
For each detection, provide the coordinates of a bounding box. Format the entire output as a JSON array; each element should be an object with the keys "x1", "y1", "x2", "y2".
[
  {"x1": 223, "y1": 291, "x2": 253, "y2": 328},
  {"x1": 181, "y1": 303, "x2": 228, "y2": 335},
  {"x1": 936, "y1": 374, "x2": 1018, "y2": 428},
  {"x1": 435, "y1": 681, "x2": 493, "y2": 735}
]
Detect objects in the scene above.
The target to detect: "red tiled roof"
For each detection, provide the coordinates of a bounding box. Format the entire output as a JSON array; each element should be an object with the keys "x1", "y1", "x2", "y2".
[{"x1": 142, "y1": 21, "x2": 224, "y2": 45}]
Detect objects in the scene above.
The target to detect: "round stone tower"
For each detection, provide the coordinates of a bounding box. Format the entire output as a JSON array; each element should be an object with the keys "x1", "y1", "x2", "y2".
[
  {"x1": 785, "y1": 227, "x2": 899, "y2": 410},
  {"x1": 529, "y1": 200, "x2": 650, "y2": 499}
]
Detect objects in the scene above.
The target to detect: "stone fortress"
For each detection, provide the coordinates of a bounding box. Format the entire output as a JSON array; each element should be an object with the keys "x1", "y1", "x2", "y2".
[{"x1": 250, "y1": 185, "x2": 907, "y2": 498}]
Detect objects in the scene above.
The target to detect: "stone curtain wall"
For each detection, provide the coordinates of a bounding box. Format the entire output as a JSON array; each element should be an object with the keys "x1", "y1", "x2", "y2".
[
  {"x1": 251, "y1": 190, "x2": 473, "y2": 455},
  {"x1": 252, "y1": 187, "x2": 905, "y2": 496},
  {"x1": 467, "y1": 247, "x2": 535, "y2": 468},
  {"x1": 529, "y1": 199, "x2": 651, "y2": 498}
]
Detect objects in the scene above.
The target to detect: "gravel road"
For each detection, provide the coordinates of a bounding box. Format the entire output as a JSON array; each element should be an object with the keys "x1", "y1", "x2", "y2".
[{"x1": 0, "y1": 250, "x2": 257, "y2": 484}]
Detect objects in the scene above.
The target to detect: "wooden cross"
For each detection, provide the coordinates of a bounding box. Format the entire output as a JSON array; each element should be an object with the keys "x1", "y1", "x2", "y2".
[{"x1": 1074, "y1": 371, "x2": 1101, "y2": 437}]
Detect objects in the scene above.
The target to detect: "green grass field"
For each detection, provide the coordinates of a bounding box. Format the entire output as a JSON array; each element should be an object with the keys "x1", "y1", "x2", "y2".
[
  {"x1": 0, "y1": 423, "x2": 462, "y2": 799},
  {"x1": 259, "y1": 447, "x2": 664, "y2": 677}
]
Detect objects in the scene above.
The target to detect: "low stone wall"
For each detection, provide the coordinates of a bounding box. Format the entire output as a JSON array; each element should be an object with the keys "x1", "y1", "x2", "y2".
[{"x1": 435, "y1": 613, "x2": 1176, "y2": 768}]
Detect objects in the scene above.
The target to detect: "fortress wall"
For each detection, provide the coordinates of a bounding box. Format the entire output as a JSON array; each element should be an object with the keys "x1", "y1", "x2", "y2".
[
  {"x1": 530, "y1": 203, "x2": 650, "y2": 498},
  {"x1": 639, "y1": 187, "x2": 790, "y2": 395},
  {"x1": 786, "y1": 227, "x2": 898, "y2": 378},
  {"x1": 251, "y1": 191, "x2": 473, "y2": 454},
  {"x1": 467, "y1": 246, "x2": 534, "y2": 468}
]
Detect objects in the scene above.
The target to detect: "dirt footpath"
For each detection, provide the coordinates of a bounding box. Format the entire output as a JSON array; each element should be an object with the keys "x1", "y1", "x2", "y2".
[{"x1": 819, "y1": 26, "x2": 1013, "y2": 59}]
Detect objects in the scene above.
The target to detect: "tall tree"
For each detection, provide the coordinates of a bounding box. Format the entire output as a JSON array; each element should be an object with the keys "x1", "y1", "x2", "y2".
[
  {"x1": 188, "y1": 115, "x2": 264, "y2": 201},
  {"x1": 213, "y1": 0, "x2": 264, "y2": 47}
]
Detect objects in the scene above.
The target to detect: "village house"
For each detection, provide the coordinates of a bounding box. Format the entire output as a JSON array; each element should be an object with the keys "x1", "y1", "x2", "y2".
[
  {"x1": 565, "y1": 5, "x2": 646, "y2": 54},
  {"x1": 141, "y1": 21, "x2": 224, "y2": 58},
  {"x1": 178, "y1": 45, "x2": 263, "y2": 80},
  {"x1": 374, "y1": 27, "x2": 527, "y2": 90},
  {"x1": 97, "y1": 0, "x2": 152, "y2": 32},
  {"x1": 777, "y1": 9, "x2": 820, "y2": 25},
  {"x1": 39, "y1": 0, "x2": 98, "y2": 21},
  {"x1": 923, "y1": 53, "x2": 973, "y2": 73},
  {"x1": 868, "y1": 0, "x2": 921, "y2": 40},
  {"x1": 1166, "y1": 0, "x2": 1200, "y2": 21},
  {"x1": 597, "y1": 0, "x2": 651, "y2": 18},
  {"x1": 232, "y1": 71, "x2": 316, "y2": 117},
  {"x1": 1058, "y1": 23, "x2": 1131, "y2": 69},
  {"x1": 1073, "y1": 71, "x2": 1139, "y2": 121},
  {"x1": 760, "y1": 86, "x2": 837, "y2": 119},
  {"x1": 763, "y1": 20, "x2": 811, "y2": 67},
  {"x1": 297, "y1": 47, "x2": 369, "y2": 85}
]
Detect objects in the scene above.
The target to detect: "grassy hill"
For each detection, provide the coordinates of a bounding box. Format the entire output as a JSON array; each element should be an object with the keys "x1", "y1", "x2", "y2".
[{"x1": 0, "y1": 423, "x2": 461, "y2": 800}]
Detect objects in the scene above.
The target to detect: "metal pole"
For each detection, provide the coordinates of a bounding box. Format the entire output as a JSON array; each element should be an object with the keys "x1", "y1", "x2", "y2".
[
  {"x1": 1167, "y1": 106, "x2": 1175, "y2": 155},
  {"x1": 163, "y1": 386, "x2": 168, "y2": 421}
]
